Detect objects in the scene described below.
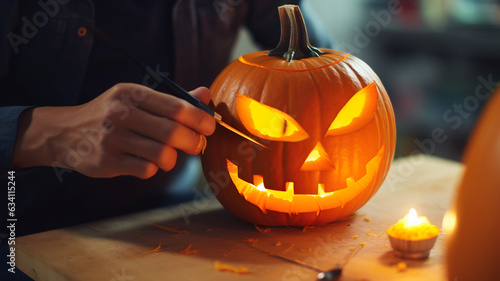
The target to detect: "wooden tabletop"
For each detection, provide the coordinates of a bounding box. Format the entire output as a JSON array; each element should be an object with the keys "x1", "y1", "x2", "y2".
[{"x1": 16, "y1": 155, "x2": 463, "y2": 281}]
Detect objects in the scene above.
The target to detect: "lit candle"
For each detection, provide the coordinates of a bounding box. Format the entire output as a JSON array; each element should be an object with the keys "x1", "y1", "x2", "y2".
[
  {"x1": 387, "y1": 208, "x2": 440, "y2": 240},
  {"x1": 386, "y1": 208, "x2": 440, "y2": 259}
]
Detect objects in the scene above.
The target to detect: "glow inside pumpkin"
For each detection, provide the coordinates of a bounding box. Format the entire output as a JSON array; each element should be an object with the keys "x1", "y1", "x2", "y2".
[
  {"x1": 224, "y1": 83, "x2": 384, "y2": 215},
  {"x1": 237, "y1": 94, "x2": 308, "y2": 142},
  {"x1": 237, "y1": 83, "x2": 379, "y2": 140},
  {"x1": 227, "y1": 146, "x2": 384, "y2": 215},
  {"x1": 300, "y1": 142, "x2": 332, "y2": 171},
  {"x1": 327, "y1": 83, "x2": 379, "y2": 136}
]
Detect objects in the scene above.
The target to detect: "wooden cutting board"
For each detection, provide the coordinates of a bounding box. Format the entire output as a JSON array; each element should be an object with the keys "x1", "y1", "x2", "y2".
[{"x1": 16, "y1": 155, "x2": 463, "y2": 281}]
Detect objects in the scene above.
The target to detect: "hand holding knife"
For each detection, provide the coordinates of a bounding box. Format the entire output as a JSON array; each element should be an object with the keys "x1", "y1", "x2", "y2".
[{"x1": 141, "y1": 64, "x2": 268, "y2": 149}]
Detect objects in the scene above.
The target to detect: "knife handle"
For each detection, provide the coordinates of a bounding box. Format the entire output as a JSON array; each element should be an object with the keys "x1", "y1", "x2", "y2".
[{"x1": 142, "y1": 64, "x2": 220, "y2": 121}]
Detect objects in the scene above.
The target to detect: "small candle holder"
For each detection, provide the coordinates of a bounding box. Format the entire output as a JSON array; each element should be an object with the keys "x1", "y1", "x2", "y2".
[
  {"x1": 387, "y1": 234, "x2": 438, "y2": 259},
  {"x1": 386, "y1": 208, "x2": 440, "y2": 259}
]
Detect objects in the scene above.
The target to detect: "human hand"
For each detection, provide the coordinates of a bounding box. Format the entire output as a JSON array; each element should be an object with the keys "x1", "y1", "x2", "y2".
[{"x1": 13, "y1": 84, "x2": 216, "y2": 179}]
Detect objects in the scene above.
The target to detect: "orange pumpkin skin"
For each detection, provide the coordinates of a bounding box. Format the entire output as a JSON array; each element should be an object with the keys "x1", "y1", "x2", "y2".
[
  {"x1": 446, "y1": 88, "x2": 500, "y2": 281},
  {"x1": 201, "y1": 5, "x2": 396, "y2": 226}
]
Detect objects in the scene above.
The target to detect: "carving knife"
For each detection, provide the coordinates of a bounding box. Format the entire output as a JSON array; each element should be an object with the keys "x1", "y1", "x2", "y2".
[{"x1": 141, "y1": 65, "x2": 268, "y2": 149}]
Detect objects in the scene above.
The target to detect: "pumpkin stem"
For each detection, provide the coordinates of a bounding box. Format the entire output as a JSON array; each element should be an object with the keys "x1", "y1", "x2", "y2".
[{"x1": 267, "y1": 5, "x2": 326, "y2": 62}]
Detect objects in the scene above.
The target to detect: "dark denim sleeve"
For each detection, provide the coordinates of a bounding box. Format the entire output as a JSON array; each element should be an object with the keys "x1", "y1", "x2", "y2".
[
  {"x1": 0, "y1": 106, "x2": 34, "y2": 169},
  {"x1": 0, "y1": 1, "x2": 25, "y2": 169}
]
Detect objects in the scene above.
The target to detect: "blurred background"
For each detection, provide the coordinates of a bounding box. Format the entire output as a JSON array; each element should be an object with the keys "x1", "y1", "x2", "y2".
[{"x1": 230, "y1": 0, "x2": 500, "y2": 161}]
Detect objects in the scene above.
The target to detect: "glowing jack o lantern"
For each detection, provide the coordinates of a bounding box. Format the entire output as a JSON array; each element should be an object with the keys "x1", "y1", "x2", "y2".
[{"x1": 201, "y1": 5, "x2": 396, "y2": 226}]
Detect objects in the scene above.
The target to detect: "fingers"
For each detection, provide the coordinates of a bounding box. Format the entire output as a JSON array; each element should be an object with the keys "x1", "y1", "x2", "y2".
[
  {"x1": 116, "y1": 106, "x2": 207, "y2": 155},
  {"x1": 129, "y1": 84, "x2": 216, "y2": 136},
  {"x1": 115, "y1": 155, "x2": 159, "y2": 179},
  {"x1": 111, "y1": 128, "x2": 177, "y2": 169},
  {"x1": 105, "y1": 128, "x2": 179, "y2": 177}
]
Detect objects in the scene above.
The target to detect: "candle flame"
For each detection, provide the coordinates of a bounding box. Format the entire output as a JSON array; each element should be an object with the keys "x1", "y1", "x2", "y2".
[
  {"x1": 404, "y1": 208, "x2": 428, "y2": 228},
  {"x1": 407, "y1": 208, "x2": 419, "y2": 226},
  {"x1": 387, "y1": 208, "x2": 440, "y2": 240}
]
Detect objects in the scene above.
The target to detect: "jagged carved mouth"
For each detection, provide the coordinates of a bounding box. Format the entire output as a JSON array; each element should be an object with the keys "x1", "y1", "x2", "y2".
[{"x1": 227, "y1": 146, "x2": 385, "y2": 215}]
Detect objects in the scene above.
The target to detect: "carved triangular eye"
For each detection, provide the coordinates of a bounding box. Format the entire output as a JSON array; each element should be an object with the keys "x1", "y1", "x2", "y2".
[
  {"x1": 326, "y1": 82, "x2": 379, "y2": 136},
  {"x1": 237, "y1": 94, "x2": 309, "y2": 142}
]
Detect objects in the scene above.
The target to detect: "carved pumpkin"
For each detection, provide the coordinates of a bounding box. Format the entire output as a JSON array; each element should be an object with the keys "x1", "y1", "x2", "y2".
[
  {"x1": 201, "y1": 5, "x2": 396, "y2": 226},
  {"x1": 445, "y1": 87, "x2": 500, "y2": 280}
]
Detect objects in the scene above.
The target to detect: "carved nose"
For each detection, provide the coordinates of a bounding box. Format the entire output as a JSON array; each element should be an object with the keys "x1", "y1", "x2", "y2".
[{"x1": 299, "y1": 142, "x2": 334, "y2": 171}]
